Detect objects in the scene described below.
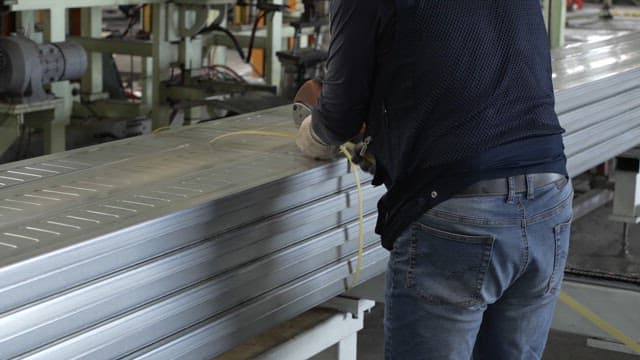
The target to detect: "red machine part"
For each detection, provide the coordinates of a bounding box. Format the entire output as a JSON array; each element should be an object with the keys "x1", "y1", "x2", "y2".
[{"x1": 567, "y1": 0, "x2": 584, "y2": 10}]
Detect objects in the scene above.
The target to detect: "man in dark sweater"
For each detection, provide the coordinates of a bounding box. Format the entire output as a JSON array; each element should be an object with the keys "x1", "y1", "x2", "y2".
[{"x1": 296, "y1": 1, "x2": 573, "y2": 359}]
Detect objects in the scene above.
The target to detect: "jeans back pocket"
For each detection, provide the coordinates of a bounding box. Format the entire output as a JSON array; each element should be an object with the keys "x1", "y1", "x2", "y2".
[{"x1": 407, "y1": 223, "x2": 495, "y2": 307}]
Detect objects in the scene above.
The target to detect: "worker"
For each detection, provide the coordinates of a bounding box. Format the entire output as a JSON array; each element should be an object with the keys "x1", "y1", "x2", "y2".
[{"x1": 296, "y1": 1, "x2": 573, "y2": 359}]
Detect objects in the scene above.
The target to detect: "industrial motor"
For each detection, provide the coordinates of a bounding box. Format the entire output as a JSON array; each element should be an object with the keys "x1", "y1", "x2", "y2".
[{"x1": 0, "y1": 36, "x2": 87, "y2": 101}]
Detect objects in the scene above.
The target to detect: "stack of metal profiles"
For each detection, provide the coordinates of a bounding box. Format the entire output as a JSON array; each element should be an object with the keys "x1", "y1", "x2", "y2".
[
  {"x1": 0, "y1": 108, "x2": 388, "y2": 359},
  {"x1": 551, "y1": 35, "x2": 640, "y2": 177},
  {"x1": 1, "y1": 34, "x2": 640, "y2": 358}
]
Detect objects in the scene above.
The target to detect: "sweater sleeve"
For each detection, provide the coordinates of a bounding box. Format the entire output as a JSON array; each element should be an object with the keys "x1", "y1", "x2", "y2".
[{"x1": 311, "y1": 0, "x2": 382, "y2": 145}]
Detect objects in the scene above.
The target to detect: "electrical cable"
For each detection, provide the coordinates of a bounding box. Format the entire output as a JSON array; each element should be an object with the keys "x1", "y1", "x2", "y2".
[
  {"x1": 340, "y1": 144, "x2": 365, "y2": 287},
  {"x1": 246, "y1": 11, "x2": 266, "y2": 63},
  {"x1": 205, "y1": 131, "x2": 640, "y2": 349},
  {"x1": 107, "y1": 4, "x2": 144, "y2": 39},
  {"x1": 158, "y1": 124, "x2": 640, "y2": 349},
  {"x1": 199, "y1": 24, "x2": 247, "y2": 61},
  {"x1": 208, "y1": 64, "x2": 247, "y2": 83},
  {"x1": 120, "y1": 15, "x2": 137, "y2": 38}
]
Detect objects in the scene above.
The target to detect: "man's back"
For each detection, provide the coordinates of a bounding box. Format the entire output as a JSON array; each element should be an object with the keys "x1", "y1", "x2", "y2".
[
  {"x1": 368, "y1": 0, "x2": 567, "y2": 246},
  {"x1": 390, "y1": 1, "x2": 559, "y2": 167},
  {"x1": 296, "y1": 2, "x2": 573, "y2": 358}
]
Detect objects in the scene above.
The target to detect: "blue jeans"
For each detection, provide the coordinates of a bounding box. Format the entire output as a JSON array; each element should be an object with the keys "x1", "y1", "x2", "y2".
[{"x1": 384, "y1": 177, "x2": 573, "y2": 360}]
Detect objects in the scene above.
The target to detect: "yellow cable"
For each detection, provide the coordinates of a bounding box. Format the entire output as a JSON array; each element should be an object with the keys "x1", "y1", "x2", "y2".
[
  {"x1": 209, "y1": 130, "x2": 296, "y2": 144},
  {"x1": 182, "y1": 128, "x2": 640, "y2": 344},
  {"x1": 339, "y1": 145, "x2": 365, "y2": 289},
  {"x1": 558, "y1": 291, "x2": 640, "y2": 354},
  {"x1": 209, "y1": 130, "x2": 365, "y2": 290},
  {"x1": 152, "y1": 126, "x2": 172, "y2": 135}
]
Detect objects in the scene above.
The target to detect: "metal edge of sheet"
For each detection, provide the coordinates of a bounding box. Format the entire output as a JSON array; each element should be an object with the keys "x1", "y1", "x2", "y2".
[
  {"x1": 18, "y1": 219, "x2": 382, "y2": 359},
  {"x1": 568, "y1": 125, "x2": 640, "y2": 177},
  {"x1": 564, "y1": 109, "x2": 640, "y2": 158},
  {"x1": 0, "y1": 187, "x2": 383, "y2": 357},
  {"x1": 559, "y1": 87, "x2": 640, "y2": 133},
  {"x1": 0, "y1": 171, "x2": 372, "y2": 314},
  {"x1": 555, "y1": 69, "x2": 640, "y2": 115},
  {"x1": 124, "y1": 245, "x2": 390, "y2": 360}
]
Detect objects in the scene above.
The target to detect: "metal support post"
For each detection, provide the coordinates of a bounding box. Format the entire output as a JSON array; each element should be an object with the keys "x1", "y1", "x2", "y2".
[
  {"x1": 15, "y1": 11, "x2": 38, "y2": 41},
  {"x1": 141, "y1": 57, "x2": 154, "y2": 111},
  {"x1": 211, "y1": 5, "x2": 228, "y2": 66},
  {"x1": 179, "y1": 29, "x2": 205, "y2": 125},
  {"x1": 336, "y1": 333, "x2": 358, "y2": 360},
  {"x1": 42, "y1": 109, "x2": 67, "y2": 154},
  {"x1": 266, "y1": 0, "x2": 284, "y2": 90},
  {"x1": 542, "y1": 0, "x2": 551, "y2": 31},
  {"x1": 151, "y1": 3, "x2": 173, "y2": 129},
  {"x1": 0, "y1": 114, "x2": 21, "y2": 158},
  {"x1": 610, "y1": 148, "x2": 640, "y2": 258},
  {"x1": 549, "y1": 0, "x2": 566, "y2": 49},
  {"x1": 179, "y1": 37, "x2": 204, "y2": 72},
  {"x1": 43, "y1": 6, "x2": 70, "y2": 153},
  {"x1": 80, "y1": 7, "x2": 105, "y2": 100},
  {"x1": 314, "y1": 333, "x2": 358, "y2": 360}
]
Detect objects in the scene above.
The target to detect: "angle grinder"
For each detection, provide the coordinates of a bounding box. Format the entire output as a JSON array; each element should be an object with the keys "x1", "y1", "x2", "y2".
[{"x1": 292, "y1": 79, "x2": 322, "y2": 126}]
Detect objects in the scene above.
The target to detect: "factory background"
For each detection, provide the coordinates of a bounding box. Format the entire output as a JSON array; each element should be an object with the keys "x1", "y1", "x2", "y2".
[{"x1": 0, "y1": 1, "x2": 639, "y2": 359}]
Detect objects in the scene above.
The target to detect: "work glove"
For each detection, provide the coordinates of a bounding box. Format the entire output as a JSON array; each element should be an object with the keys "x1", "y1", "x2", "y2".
[
  {"x1": 296, "y1": 115, "x2": 339, "y2": 160},
  {"x1": 344, "y1": 141, "x2": 376, "y2": 175}
]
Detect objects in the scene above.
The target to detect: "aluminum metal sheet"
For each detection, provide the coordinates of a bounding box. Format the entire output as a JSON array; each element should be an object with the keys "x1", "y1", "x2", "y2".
[
  {"x1": 2, "y1": 33, "x2": 640, "y2": 359},
  {"x1": 552, "y1": 33, "x2": 640, "y2": 91},
  {"x1": 0, "y1": 188, "x2": 383, "y2": 358},
  {"x1": 0, "y1": 105, "x2": 382, "y2": 359},
  {"x1": 18, "y1": 217, "x2": 382, "y2": 359},
  {"x1": 0, "y1": 107, "x2": 371, "y2": 313}
]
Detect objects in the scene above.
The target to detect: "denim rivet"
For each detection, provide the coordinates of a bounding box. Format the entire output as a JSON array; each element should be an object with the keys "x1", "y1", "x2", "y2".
[{"x1": 431, "y1": 191, "x2": 438, "y2": 199}]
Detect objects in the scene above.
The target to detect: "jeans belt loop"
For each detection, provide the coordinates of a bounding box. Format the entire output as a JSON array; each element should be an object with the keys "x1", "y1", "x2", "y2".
[
  {"x1": 506, "y1": 176, "x2": 516, "y2": 204},
  {"x1": 526, "y1": 174, "x2": 535, "y2": 200}
]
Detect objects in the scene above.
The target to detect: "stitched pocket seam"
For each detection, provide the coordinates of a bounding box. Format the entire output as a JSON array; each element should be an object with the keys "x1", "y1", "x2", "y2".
[
  {"x1": 545, "y1": 221, "x2": 572, "y2": 294},
  {"x1": 406, "y1": 224, "x2": 495, "y2": 307}
]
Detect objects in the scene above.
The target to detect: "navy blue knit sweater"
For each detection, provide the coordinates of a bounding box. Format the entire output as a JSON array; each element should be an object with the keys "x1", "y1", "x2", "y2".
[{"x1": 313, "y1": 0, "x2": 567, "y2": 250}]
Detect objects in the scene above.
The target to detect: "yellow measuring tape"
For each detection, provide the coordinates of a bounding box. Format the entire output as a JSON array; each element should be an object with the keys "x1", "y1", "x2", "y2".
[
  {"x1": 204, "y1": 128, "x2": 640, "y2": 353},
  {"x1": 209, "y1": 130, "x2": 365, "y2": 289}
]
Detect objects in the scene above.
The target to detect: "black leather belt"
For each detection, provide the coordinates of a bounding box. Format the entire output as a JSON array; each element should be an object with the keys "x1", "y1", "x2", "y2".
[{"x1": 456, "y1": 173, "x2": 566, "y2": 196}]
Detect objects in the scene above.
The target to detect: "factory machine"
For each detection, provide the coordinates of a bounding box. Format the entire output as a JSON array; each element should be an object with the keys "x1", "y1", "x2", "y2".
[
  {"x1": 0, "y1": 1, "x2": 640, "y2": 359},
  {"x1": 0, "y1": 0, "x2": 330, "y2": 163}
]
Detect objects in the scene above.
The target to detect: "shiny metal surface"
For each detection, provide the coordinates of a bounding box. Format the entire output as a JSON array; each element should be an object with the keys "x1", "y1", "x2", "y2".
[
  {"x1": 552, "y1": 33, "x2": 640, "y2": 91},
  {"x1": 557, "y1": 70, "x2": 640, "y2": 176},
  {"x1": 2, "y1": 34, "x2": 640, "y2": 359},
  {"x1": 0, "y1": 105, "x2": 386, "y2": 359}
]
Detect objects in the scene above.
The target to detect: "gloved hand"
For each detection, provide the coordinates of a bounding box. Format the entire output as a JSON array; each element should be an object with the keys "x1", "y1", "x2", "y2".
[
  {"x1": 296, "y1": 115, "x2": 339, "y2": 160},
  {"x1": 344, "y1": 141, "x2": 376, "y2": 175}
]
